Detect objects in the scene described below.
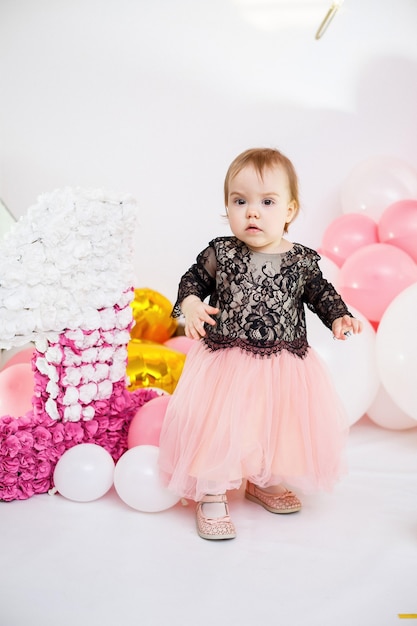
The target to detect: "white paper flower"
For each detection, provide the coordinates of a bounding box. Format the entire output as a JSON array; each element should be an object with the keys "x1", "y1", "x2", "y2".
[
  {"x1": 62, "y1": 349, "x2": 82, "y2": 366},
  {"x1": 79, "y1": 382, "x2": 98, "y2": 404},
  {"x1": 113, "y1": 346, "x2": 128, "y2": 363},
  {"x1": 35, "y1": 357, "x2": 59, "y2": 382},
  {"x1": 66, "y1": 329, "x2": 84, "y2": 344},
  {"x1": 100, "y1": 308, "x2": 117, "y2": 330},
  {"x1": 97, "y1": 380, "x2": 113, "y2": 399},
  {"x1": 45, "y1": 398, "x2": 60, "y2": 420},
  {"x1": 90, "y1": 363, "x2": 109, "y2": 382},
  {"x1": 63, "y1": 387, "x2": 79, "y2": 405},
  {"x1": 46, "y1": 380, "x2": 60, "y2": 399},
  {"x1": 64, "y1": 404, "x2": 82, "y2": 422},
  {"x1": 0, "y1": 187, "x2": 137, "y2": 349},
  {"x1": 111, "y1": 330, "x2": 131, "y2": 346},
  {"x1": 116, "y1": 306, "x2": 133, "y2": 329},
  {"x1": 45, "y1": 346, "x2": 63, "y2": 365},
  {"x1": 62, "y1": 367, "x2": 82, "y2": 387},
  {"x1": 82, "y1": 406, "x2": 95, "y2": 420},
  {"x1": 109, "y1": 361, "x2": 127, "y2": 383},
  {"x1": 81, "y1": 348, "x2": 99, "y2": 363},
  {"x1": 80, "y1": 330, "x2": 101, "y2": 349},
  {"x1": 97, "y1": 346, "x2": 115, "y2": 362},
  {"x1": 35, "y1": 337, "x2": 48, "y2": 353},
  {"x1": 79, "y1": 364, "x2": 94, "y2": 382}
]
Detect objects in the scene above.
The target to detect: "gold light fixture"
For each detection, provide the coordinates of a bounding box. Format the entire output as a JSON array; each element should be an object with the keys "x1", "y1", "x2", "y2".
[{"x1": 315, "y1": 0, "x2": 344, "y2": 39}]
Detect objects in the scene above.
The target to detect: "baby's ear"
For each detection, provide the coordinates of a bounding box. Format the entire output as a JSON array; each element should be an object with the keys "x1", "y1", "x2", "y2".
[{"x1": 286, "y1": 201, "x2": 297, "y2": 222}]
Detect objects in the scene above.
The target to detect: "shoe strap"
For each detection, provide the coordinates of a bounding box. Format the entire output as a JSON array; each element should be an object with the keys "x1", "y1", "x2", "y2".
[
  {"x1": 248, "y1": 481, "x2": 293, "y2": 499},
  {"x1": 200, "y1": 493, "x2": 228, "y2": 504}
]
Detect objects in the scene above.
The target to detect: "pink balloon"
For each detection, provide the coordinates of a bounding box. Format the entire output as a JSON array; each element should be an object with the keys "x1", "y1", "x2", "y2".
[
  {"x1": 164, "y1": 335, "x2": 196, "y2": 355},
  {"x1": 128, "y1": 394, "x2": 171, "y2": 447},
  {"x1": 339, "y1": 243, "x2": 417, "y2": 322},
  {"x1": 0, "y1": 363, "x2": 34, "y2": 417},
  {"x1": 321, "y1": 213, "x2": 378, "y2": 267},
  {"x1": 1, "y1": 347, "x2": 35, "y2": 371},
  {"x1": 378, "y1": 199, "x2": 417, "y2": 263}
]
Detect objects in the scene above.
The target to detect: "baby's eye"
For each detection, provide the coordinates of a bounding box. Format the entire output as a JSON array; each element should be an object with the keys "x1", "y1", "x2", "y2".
[
  {"x1": 262, "y1": 199, "x2": 274, "y2": 206},
  {"x1": 234, "y1": 198, "x2": 246, "y2": 206}
]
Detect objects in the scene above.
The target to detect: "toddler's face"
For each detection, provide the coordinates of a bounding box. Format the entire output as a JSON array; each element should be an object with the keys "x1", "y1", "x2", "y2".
[{"x1": 226, "y1": 164, "x2": 296, "y2": 254}]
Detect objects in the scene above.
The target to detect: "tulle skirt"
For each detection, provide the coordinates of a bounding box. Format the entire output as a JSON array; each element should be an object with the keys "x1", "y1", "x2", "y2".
[{"x1": 158, "y1": 340, "x2": 349, "y2": 501}]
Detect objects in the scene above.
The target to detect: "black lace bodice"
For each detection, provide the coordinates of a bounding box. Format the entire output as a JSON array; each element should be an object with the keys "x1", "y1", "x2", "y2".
[{"x1": 173, "y1": 237, "x2": 351, "y2": 358}]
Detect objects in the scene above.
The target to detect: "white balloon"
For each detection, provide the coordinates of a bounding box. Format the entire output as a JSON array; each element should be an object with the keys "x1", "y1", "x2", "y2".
[
  {"x1": 367, "y1": 385, "x2": 417, "y2": 431},
  {"x1": 306, "y1": 305, "x2": 379, "y2": 425},
  {"x1": 114, "y1": 445, "x2": 180, "y2": 512},
  {"x1": 318, "y1": 255, "x2": 341, "y2": 291},
  {"x1": 341, "y1": 156, "x2": 417, "y2": 221},
  {"x1": 376, "y1": 282, "x2": 417, "y2": 421},
  {"x1": 53, "y1": 443, "x2": 115, "y2": 502}
]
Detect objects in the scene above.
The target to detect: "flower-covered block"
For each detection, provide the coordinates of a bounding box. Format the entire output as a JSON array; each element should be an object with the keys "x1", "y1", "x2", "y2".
[{"x1": 0, "y1": 188, "x2": 156, "y2": 501}]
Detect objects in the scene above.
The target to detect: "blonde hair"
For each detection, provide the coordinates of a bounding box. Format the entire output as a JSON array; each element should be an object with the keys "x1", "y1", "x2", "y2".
[{"x1": 224, "y1": 148, "x2": 300, "y2": 232}]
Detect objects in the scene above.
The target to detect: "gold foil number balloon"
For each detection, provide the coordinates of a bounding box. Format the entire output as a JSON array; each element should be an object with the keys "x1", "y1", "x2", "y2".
[
  {"x1": 126, "y1": 340, "x2": 186, "y2": 394},
  {"x1": 130, "y1": 288, "x2": 178, "y2": 343}
]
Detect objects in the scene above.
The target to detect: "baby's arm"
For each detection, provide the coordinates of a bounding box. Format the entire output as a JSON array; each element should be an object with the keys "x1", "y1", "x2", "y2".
[
  {"x1": 332, "y1": 315, "x2": 363, "y2": 340},
  {"x1": 181, "y1": 295, "x2": 219, "y2": 339}
]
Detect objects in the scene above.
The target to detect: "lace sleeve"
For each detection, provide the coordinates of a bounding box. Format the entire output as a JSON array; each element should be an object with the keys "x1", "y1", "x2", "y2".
[
  {"x1": 303, "y1": 257, "x2": 352, "y2": 330},
  {"x1": 172, "y1": 246, "x2": 217, "y2": 318}
]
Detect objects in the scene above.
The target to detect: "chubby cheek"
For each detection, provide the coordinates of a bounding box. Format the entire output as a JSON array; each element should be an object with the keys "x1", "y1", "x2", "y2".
[{"x1": 227, "y1": 214, "x2": 243, "y2": 232}]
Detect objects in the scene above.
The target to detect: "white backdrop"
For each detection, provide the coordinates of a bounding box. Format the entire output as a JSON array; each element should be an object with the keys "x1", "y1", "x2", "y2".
[
  {"x1": 1, "y1": 8, "x2": 417, "y2": 622},
  {"x1": 0, "y1": 0, "x2": 416, "y2": 303}
]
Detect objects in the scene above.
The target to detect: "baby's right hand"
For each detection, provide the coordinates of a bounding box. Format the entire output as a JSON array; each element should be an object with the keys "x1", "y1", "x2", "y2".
[{"x1": 181, "y1": 295, "x2": 219, "y2": 339}]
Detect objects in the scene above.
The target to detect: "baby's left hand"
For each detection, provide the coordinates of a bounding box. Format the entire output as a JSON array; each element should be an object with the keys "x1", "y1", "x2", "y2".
[{"x1": 332, "y1": 315, "x2": 363, "y2": 340}]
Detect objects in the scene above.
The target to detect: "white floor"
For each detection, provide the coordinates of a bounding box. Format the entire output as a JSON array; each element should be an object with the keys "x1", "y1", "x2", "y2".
[{"x1": 1, "y1": 416, "x2": 417, "y2": 626}]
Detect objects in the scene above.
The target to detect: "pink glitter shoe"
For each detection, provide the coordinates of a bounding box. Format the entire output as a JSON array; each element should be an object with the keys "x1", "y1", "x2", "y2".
[
  {"x1": 245, "y1": 481, "x2": 302, "y2": 514},
  {"x1": 196, "y1": 494, "x2": 237, "y2": 540}
]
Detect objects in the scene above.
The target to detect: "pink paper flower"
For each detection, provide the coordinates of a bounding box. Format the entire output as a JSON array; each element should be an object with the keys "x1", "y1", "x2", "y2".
[
  {"x1": 36, "y1": 461, "x2": 52, "y2": 479},
  {"x1": 1, "y1": 485, "x2": 19, "y2": 501},
  {"x1": 0, "y1": 417, "x2": 18, "y2": 437},
  {"x1": 33, "y1": 478, "x2": 51, "y2": 494},
  {"x1": 0, "y1": 457, "x2": 20, "y2": 473},
  {"x1": 1, "y1": 435, "x2": 21, "y2": 458},
  {"x1": 83, "y1": 420, "x2": 99, "y2": 438},
  {"x1": 64, "y1": 422, "x2": 84, "y2": 443},
  {"x1": 19, "y1": 481, "x2": 35, "y2": 499},
  {"x1": 33, "y1": 426, "x2": 52, "y2": 451},
  {"x1": 1, "y1": 472, "x2": 18, "y2": 486},
  {"x1": 51, "y1": 423, "x2": 65, "y2": 443},
  {"x1": 15, "y1": 430, "x2": 34, "y2": 450}
]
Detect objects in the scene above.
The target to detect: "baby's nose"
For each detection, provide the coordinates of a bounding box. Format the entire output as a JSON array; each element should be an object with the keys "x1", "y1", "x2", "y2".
[{"x1": 246, "y1": 204, "x2": 259, "y2": 217}]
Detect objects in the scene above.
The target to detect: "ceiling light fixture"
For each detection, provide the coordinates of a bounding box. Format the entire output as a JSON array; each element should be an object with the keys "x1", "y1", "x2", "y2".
[{"x1": 315, "y1": 0, "x2": 344, "y2": 39}]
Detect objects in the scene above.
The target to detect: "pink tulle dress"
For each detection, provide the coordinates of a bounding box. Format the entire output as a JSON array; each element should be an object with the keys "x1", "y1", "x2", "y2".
[{"x1": 158, "y1": 237, "x2": 351, "y2": 502}]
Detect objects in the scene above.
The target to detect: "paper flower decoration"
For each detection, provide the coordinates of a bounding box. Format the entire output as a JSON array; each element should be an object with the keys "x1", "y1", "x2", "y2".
[{"x1": 0, "y1": 188, "x2": 157, "y2": 501}]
